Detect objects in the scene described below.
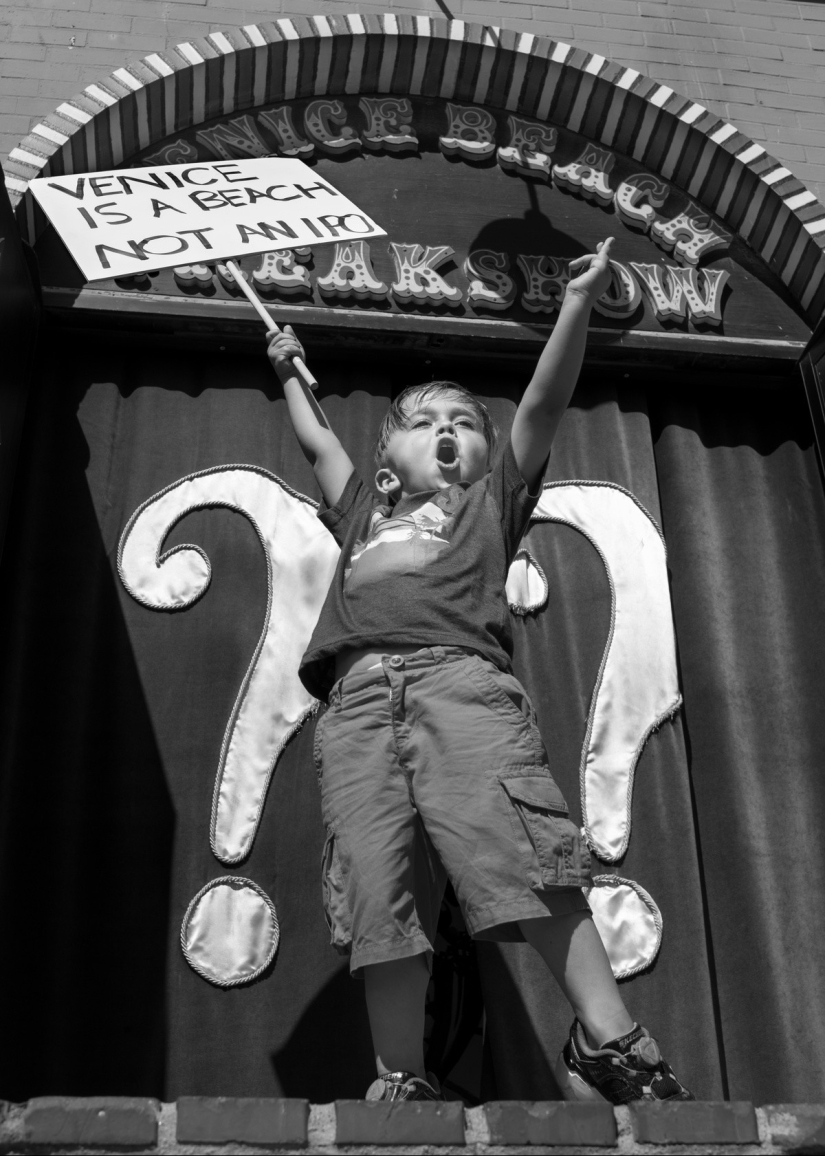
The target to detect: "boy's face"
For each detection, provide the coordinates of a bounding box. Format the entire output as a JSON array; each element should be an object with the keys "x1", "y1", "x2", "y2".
[{"x1": 376, "y1": 390, "x2": 490, "y2": 499}]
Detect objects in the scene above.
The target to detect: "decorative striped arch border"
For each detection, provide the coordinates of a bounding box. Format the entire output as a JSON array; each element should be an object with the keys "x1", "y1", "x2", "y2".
[{"x1": 6, "y1": 13, "x2": 825, "y2": 324}]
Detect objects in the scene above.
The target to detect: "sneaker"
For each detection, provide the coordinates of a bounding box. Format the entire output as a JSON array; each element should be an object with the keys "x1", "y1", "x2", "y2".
[
  {"x1": 555, "y1": 1020, "x2": 694, "y2": 1104},
  {"x1": 365, "y1": 1070, "x2": 444, "y2": 1102}
]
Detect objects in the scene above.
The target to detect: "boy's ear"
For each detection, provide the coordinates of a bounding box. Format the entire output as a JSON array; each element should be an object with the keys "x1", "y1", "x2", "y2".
[{"x1": 375, "y1": 466, "x2": 402, "y2": 498}]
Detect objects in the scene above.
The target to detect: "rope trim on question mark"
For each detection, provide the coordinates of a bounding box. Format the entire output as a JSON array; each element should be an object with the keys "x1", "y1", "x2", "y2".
[
  {"x1": 535, "y1": 478, "x2": 667, "y2": 543},
  {"x1": 119, "y1": 465, "x2": 336, "y2": 986},
  {"x1": 588, "y1": 874, "x2": 664, "y2": 979},
  {"x1": 531, "y1": 479, "x2": 682, "y2": 864},
  {"x1": 507, "y1": 547, "x2": 549, "y2": 616},
  {"x1": 180, "y1": 875, "x2": 280, "y2": 988},
  {"x1": 118, "y1": 464, "x2": 327, "y2": 866},
  {"x1": 116, "y1": 462, "x2": 319, "y2": 613}
]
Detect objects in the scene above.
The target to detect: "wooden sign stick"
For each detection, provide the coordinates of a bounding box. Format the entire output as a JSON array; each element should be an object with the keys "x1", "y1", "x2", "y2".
[{"x1": 225, "y1": 260, "x2": 318, "y2": 391}]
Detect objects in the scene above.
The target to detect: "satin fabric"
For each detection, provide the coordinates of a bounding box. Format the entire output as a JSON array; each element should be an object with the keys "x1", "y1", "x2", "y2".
[
  {"x1": 119, "y1": 465, "x2": 338, "y2": 865},
  {"x1": 182, "y1": 877, "x2": 280, "y2": 987},
  {"x1": 531, "y1": 482, "x2": 681, "y2": 864},
  {"x1": 587, "y1": 875, "x2": 662, "y2": 979},
  {"x1": 507, "y1": 481, "x2": 680, "y2": 984},
  {"x1": 505, "y1": 548, "x2": 549, "y2": 615}
]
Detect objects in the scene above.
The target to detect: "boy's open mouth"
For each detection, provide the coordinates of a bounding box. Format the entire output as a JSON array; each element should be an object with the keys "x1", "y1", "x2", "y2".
[{"x1": 437, "y1": 440, "x2": 458, "y2": 466}]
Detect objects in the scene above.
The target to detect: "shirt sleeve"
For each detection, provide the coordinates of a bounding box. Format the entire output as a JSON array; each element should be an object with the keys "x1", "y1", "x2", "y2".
[
  {"x1": 317, "y1": 469, "x2": 379, "y2": 547},
  {"x1": 486, "y1": 437, "x2": 546, "y2": 560}
]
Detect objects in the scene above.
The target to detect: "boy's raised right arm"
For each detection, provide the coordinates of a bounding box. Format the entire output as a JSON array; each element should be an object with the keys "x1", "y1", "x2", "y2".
[{"x1": 267, "y1": 326, "x2": 355, "y2": 509}]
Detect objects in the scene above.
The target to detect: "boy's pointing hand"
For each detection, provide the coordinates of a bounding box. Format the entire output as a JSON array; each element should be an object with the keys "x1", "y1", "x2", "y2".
[
  {"x1": 267, "y1": 324, "x2": 307, "y2": 383},
  {"x1": 566, "y1": 237, "x2": 614, "y2": 305}
]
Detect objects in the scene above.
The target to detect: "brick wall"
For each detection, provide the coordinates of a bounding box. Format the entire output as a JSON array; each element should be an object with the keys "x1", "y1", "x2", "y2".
[
  {"x1": 1, "y1": 0, "x2": 825, "y2": 204},
  {"x1": 2, "y1": 1094, "x2": 825, "y2": 1152}
]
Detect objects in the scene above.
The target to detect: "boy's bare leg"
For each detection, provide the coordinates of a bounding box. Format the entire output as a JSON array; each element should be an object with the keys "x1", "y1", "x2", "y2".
[
  {"x1": 363, "y1": 955, "x2": 430, "y2": 1077},
  {"x1": 519, "y1": 912, "x2": 634, "y2": 1049}
]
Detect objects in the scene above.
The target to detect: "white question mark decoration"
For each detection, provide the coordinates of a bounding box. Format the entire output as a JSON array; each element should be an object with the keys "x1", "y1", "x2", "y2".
[
  {"x1": 507, "y1": 481, "x2": 681, "y2": 977},
  {"x1": 119, "y1": 464, "x2": 339, "y2": 986}
]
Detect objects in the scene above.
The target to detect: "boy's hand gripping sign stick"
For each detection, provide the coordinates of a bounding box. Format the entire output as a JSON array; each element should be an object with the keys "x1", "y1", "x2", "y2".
[{"x1": 224, "y1": 261, "x2": 318, "y2": 391}]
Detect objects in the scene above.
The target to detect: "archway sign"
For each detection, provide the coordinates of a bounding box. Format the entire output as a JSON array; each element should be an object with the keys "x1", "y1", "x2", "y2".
[{"x1": 5, "y1": 14, "x2": 825, "y2": 346}]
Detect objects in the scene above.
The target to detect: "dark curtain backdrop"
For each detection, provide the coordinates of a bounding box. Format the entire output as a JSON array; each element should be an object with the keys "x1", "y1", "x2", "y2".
[
  {"x1": 649, "y1": 387, "x2": 825, "y2": 1105},
  {"x1": 0, "y1": 334, "x2": 822, "y2": 1105}
]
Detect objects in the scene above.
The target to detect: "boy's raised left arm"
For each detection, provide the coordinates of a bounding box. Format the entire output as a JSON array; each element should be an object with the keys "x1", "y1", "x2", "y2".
[{"x1": 510, "y1": 238, "x2": 614, "y2": 491}]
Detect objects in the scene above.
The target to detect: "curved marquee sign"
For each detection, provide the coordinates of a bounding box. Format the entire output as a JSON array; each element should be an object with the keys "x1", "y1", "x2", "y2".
[{"x1": 8, "y1": 14, "x2": 824, "y2": 334}]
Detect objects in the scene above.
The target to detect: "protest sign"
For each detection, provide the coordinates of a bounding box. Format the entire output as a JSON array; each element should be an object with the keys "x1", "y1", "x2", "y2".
[{"x1": 27, "y1": 157, "x2": 385, "y2": 282}]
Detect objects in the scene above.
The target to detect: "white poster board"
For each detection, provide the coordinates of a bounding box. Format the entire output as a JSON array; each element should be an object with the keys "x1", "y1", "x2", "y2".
[{"x1": 28, "y1": 157, "x2": 385, "y2": 282}]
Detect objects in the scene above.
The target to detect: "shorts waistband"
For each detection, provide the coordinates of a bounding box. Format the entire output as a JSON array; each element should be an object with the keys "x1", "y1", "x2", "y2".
[{"x1": 329, "y1": 646, "x2": 480, "y2": 705}]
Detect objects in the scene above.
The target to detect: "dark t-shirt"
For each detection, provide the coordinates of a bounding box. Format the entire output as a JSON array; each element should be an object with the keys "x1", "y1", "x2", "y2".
[{"x1": 299, "y1": 438, "x2": 541, "y2": 701}]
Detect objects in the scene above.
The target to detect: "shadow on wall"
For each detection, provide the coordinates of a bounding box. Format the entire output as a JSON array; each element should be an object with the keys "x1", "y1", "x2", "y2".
[
  {"x1": 477, "y1": 941, "x2": 564, "y2": 1101},
  {"x1": 0, "y1": 365, "x2": 174, "y2": 1100},
  {"x1": 268, "y1": 891, "x2": 488, "y2": 1103},
  {"x1": 471, "y1": 183, "x2": 584, "y2": 263},
  {"x1": 270, "y1": 966, "x2": 375, "y2": 1101},
  {"x1": 651, "y1": 380, "x2": 815, "y2": 457}
]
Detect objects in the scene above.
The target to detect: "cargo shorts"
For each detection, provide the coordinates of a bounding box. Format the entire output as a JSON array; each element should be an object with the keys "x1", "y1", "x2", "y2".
[{"x1": 314, "y1": 646, "x2": 592, "y2": 972}]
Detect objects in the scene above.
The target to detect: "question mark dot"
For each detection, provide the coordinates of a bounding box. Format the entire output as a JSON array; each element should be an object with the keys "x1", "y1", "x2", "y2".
[{"x1": 181, "y1": 877, "x2": 279, "y2": 987}]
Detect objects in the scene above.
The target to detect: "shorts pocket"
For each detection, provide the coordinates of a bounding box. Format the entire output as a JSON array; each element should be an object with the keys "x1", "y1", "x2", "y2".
[
  {"x1": 467, "y1": 659, "x2": 548, "y2": 765},
  {"x1": 321, "y1": 827, "x2": 353, "y2": 954},
  {"x1": 499, "y1": 771, "x2": 591, "y2": 889},
  {"x1": 468, "y1": 659, "x2": 534, "y2": 730}
]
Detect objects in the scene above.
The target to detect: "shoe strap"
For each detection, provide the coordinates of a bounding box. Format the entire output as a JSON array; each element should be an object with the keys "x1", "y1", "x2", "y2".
[
  {"x1": 599, "y1": 1024, "x2": 663, "y2": 1070},
  {"x1": 600, "y1": 1023, "x2": 644, "y2": 1053}
]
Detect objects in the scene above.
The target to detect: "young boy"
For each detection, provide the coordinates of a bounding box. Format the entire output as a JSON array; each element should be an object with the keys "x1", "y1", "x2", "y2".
[{"x1": 267, "y1": 238, "x2": 692, "y2": 1105}]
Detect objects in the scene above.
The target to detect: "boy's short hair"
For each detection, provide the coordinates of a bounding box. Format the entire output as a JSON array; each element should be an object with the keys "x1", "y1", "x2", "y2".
[{"x1": 374, "y1": 381, "x2": 498, "y2": 467}]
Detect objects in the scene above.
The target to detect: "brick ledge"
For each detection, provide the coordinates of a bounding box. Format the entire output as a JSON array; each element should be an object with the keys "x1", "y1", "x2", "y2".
[{"x1": 0, "y1": 1097, "x2": 822, "y2": 1154}]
